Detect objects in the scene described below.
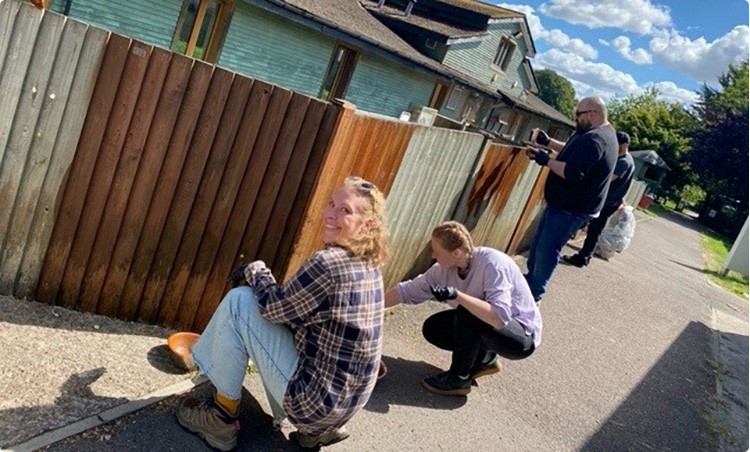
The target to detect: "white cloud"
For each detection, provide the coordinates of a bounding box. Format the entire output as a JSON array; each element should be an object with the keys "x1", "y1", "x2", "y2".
[
  {"x1": 497, "y1": 3, "x2": 598, "y2": 59},
  {"x1": 644, "y1": 81, "x2": 700, "y2": 105},
  {"x1": 649, "y1": 25, "x2": 750, "y2": 84},
  {"x1": 610, "y1": 36, "x2": 653, "y2": 64},
  {"x1": 598, "y1": 39, "x2": 610, "y2": 47},
  {"x1": 533, "y1": 48, "x2": 641, "y2": 98},
  {"x1": 539, "y1": 0, "x2": 672, "y2": 35}
]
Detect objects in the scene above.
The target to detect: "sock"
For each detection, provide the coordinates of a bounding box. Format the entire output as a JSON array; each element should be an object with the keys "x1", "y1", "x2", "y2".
[{"x1": 214, "y1": 391, "x2": 240, "y2": 418}]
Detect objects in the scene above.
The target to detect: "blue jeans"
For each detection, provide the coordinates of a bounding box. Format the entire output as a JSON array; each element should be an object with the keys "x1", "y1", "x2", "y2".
[
  {"x1": 191, "y1": 287, "x2": 299, "y2": 422},
  {"x1": 525, "y1": 205, "x2": 591, "y2": 301}
]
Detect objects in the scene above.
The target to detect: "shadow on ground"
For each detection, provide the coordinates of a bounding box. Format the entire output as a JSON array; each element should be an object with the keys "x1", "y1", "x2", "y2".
[
  {"x1": 365, "y1": 355, "x2": 468, "y2": 413},
  {"x1": 580, "y1": 321, "x2": 716, "y2": 452},
  {"x1": 0, "y1": 368, "x2": 128, "y2": 448}
]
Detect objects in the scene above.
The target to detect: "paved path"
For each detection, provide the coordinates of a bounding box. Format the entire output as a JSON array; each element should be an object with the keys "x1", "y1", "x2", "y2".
[{"x1": 24, "y1": 211, "x2": 748, "y2": 451}]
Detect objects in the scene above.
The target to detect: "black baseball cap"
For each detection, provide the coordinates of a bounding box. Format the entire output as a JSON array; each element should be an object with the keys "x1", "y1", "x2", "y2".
[{"x1": 616, "y1": 131, "x2": 630, "y2": 144}]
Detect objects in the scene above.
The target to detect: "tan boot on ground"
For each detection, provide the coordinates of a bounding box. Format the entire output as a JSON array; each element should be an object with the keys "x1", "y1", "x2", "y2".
[
  {"x1": 296, "y1": 426, "x2": 350, "y2": 448},
  {"x1": 175, "y1": 397, "x2": 240, "y2": 451}
]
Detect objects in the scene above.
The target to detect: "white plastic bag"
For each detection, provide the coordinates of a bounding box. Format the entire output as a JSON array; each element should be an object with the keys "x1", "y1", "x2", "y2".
[{"x1": 595, "y1": 206, "x2": 636, "y2": 259}]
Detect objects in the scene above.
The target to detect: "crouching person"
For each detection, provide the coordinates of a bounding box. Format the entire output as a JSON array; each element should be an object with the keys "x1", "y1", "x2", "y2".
[
  {"x1": 385, "y1": 221, "x2": 541, "y2": 396},
  {"x1": 176, "y1": 176, "x2": 389, "y2": 450}
]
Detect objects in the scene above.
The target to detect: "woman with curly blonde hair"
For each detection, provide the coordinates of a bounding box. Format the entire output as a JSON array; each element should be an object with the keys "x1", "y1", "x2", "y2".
[{"x1": 177, "y1": 176, "x2": 388, "y2": 450}]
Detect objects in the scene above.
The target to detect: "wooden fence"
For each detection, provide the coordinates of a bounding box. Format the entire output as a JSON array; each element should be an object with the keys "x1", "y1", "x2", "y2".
[
  {"x1": 1, "y1": 0, "x2": 553, "y2": 332},
  {"x1": 1, "y1": 2, "x2": 340, "y2": 331}
]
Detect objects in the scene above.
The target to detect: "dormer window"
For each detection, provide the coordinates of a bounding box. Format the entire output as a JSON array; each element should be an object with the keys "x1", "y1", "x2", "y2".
[{"x1": 492, "y1": 37, "x2": 516, "y2": 72}]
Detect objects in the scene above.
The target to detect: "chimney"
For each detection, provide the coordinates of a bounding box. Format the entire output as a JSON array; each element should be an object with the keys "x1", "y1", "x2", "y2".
[
  {"x1": 404, "y1": 0, "x2": 416, "y2": 17},
  {"x1": 377, "y1": 0, "x2": 386, "y2": 8}
]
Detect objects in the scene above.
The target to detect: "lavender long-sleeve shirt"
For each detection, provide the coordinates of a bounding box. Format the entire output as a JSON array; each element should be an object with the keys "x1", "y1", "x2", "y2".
[{"x1": 396, "y1": 246, "x2": 542, "y2": 347}]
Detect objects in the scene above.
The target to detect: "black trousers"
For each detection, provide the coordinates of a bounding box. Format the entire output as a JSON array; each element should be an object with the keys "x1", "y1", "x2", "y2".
[
  {"x1": 579, "y1": 203, "x2": 620, "y2": 259},
  {"x1": 422, "y1": 307, "x2": 535, "y2": 376}
]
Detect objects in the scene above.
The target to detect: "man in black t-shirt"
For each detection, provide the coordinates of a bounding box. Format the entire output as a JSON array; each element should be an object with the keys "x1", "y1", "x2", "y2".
[
  {"x1": 563, "y1": 131, "x2": 635, "y2": 267},
  {"x1": 524, "y1": 96, "x2": 618, "y2": 302}
]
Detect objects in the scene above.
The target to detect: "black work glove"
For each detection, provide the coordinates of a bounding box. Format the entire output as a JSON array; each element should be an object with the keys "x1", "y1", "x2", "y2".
[
  {"x1": 528, "y1": 148, "x2": 550, "y2": 166},
  {"x1": 229, "y1": 263, "x2": 248, "y2": 288},
  {"x1": 430, "y1": 285, "x2": 458, "y2": 302},
  {"x1": 534, "y1": 129, "x2": 551, "y2": 146}
]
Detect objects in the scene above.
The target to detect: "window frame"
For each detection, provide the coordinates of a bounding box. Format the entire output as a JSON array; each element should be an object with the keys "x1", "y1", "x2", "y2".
[
  {"x1": 171, "y1": 0, "x2": 235, "y2": 63},
  {"x1": 445, "y1": 86, "x2": 462, "y2": 111},
  {"x1": 319, "y1": 43, "x2": 360, "y2": 101},
  {"x1": 491, "y1": 37, "x2": 516, "y2": 72}
]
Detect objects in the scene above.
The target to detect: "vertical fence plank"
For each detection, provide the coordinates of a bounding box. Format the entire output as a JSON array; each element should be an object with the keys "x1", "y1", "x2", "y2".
[
  {"x1": 172, "y1": 80, "x2": 274, "y2": 330},
  {"x1": 93, "y1": 54, "x2": 193, "y2": 318},
  {"x1": 0, "y1": 17, "x2": 87, "y2": 294},
  {"x1": 282, "y1": 101, "x2": 356, "y2": 280},
  {"x1": 75, "y1": 48, "x2": 172, "y2": 316},
  {"x1": 35, "y1": 33, "x2": 131, "y2": 306},
  {"x1": 0, "y1": 0, "x2": 22, "y2": 75},
  {"x1": 58, "y1": 40, "x2": 152, "y2": 312},
  {"x1": 258, "y1": 98, "x2": 326, "y2": 266},
  {"x1": 0, "y1": 11, "x2": 64, "y2": 251},
  {"x1": 189, "y1": 86, "x2": 293, "y2": 332},
  {"x1": 0, "y1": 2, "x2": 41, "y2": 166},
  {"x1": 117, "y1": 61, "x2": 214, "y2": 323},
  {"x1": 269, "y1": 103, "x2": 339, "y2": 276},
  {"x1": 16, "y1": 25, "x2": 108, "y2": 298},
  {"x1": 507, "y1": 167, "x2": 549, "y2": 255},
  {"x1": 158, "y1": 76, "x2": 254, "y2": 327},
  {"x1": 237, "y1": 93, "x2": 310, "y2": 263},
  {"x1": 135, "y1": 67, "x2": 234, "y2": 325}
]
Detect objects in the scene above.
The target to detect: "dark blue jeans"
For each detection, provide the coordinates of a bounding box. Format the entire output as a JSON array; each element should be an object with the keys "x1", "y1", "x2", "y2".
[{"x1": 525, "y1": 205, "x2": 591, "y2": 301}]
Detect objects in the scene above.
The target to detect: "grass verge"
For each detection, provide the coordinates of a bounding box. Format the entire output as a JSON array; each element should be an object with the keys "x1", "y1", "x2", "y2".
[{"x1": 699, "y1": 230, "x2": 749, "y2": 297}]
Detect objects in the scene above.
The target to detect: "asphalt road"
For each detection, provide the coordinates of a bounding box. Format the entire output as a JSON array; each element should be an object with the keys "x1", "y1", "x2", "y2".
[{"x1": 42, "y1": 210, "x2": 748, "y2": 452}]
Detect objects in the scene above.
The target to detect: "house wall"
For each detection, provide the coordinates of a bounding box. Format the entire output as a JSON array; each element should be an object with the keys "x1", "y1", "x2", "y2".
[
  {"x1": 442, "y1": 20, "x2": 531, "y2": 97},
  {"x1": 49, "y1": 0, "x2": 181, "y2": 49},
  {"x1": 217, "y1": 2, "x2": 335, "y2": 97},
  {"x1": 344, "y1": 53, "x2": 437, "y2": 118}
]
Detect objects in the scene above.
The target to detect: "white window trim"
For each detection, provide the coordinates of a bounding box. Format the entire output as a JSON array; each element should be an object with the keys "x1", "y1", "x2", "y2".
[{"x1": 445, "y1": 86, "x2": 462, "y2": 111}]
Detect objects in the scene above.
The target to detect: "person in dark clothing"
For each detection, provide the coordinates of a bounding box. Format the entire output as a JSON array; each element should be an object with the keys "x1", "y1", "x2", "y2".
[
  {"x1": 563, "y1": 131, "x2": 635, "y2": 267},
  {"x1": 524, "y1": 96, "x2": 618, "y2": 302}
]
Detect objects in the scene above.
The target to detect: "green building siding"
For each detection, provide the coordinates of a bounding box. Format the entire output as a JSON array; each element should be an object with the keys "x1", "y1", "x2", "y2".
[
  {"x1": 218, "y1": 2, "x2": 335, "y2": 97},
  {"x1": 443, "y1": 22, "x2": 531, "y2": 96},
  {"x1": 51, "y1": 0, "x2": 181, "y2": 49},
  {"x1": 345, "y1": 54, "x2": 436, "y2": 118}
]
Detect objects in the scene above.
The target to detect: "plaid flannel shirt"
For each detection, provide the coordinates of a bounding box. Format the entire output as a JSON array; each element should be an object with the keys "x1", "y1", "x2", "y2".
[{"x1": 250, "y1": 246, "x2": 384, "y2": 435}]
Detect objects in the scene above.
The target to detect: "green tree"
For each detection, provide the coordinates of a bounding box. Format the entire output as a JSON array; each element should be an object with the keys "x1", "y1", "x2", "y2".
[
  {"x1": 536, "y1": 69, "x2": 577, "y2": 120},
  {"x1": 687, "y1": 60, "x2": 749, "y2": 234},
  {"x1": 608, "y1": 88, "x2": 697, "y2": 200}
]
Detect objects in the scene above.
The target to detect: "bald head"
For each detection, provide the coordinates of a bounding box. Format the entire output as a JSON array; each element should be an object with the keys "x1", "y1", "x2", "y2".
[{"x1": 577, "y1": 96, "x2": 608, "y2": 124}]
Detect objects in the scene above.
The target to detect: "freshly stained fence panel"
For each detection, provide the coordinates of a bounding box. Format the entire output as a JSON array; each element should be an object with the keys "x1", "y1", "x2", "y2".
[
  {"x1": 284, "y1": 106, "x2": 415, "y2": 281},
  {"x1": 507, "y1": 168, "x2": 549, "y2": 255},
  {"x1": 0, "y1": 1, "x2": 343, "y2": 330},
  {"x1": 454, "y1": 144, "x2": 541, "y2": 253},
  {"x1": 383, "y1": 127, "x2": 486, "y2": 287}
]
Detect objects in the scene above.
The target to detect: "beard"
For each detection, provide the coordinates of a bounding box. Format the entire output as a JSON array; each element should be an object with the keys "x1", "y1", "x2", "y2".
[{"x1": 576, "y1": 121, "x2": 592, "y2": 134}]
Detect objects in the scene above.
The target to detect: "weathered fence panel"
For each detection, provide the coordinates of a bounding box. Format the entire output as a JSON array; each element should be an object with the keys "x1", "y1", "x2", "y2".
[
  {"x1": 383, "y1": 127, "x2": 486, "y2": 287},
  {"x1": 0, "y1": 3, "x2": 107, "y2": 297}
]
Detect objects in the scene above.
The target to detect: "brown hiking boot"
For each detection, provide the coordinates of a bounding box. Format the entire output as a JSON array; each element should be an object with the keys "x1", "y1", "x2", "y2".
[
  {"x1": 296, "y1": 427, "x2": 350, "y2": 448},
  {"x1": 175, "y1": 397, "x2": 239, "y2": 451}
]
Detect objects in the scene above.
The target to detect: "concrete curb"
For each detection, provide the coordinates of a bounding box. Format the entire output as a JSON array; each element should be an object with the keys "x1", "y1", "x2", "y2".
[{"x1": 5, "y1": 375, "x2": 208, "y2": 452}]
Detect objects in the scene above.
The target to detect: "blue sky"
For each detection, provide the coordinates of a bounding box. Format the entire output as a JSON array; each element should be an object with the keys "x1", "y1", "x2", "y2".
[{"x1": 496, "y1": 0, "x2": 750, "y2": 105}]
